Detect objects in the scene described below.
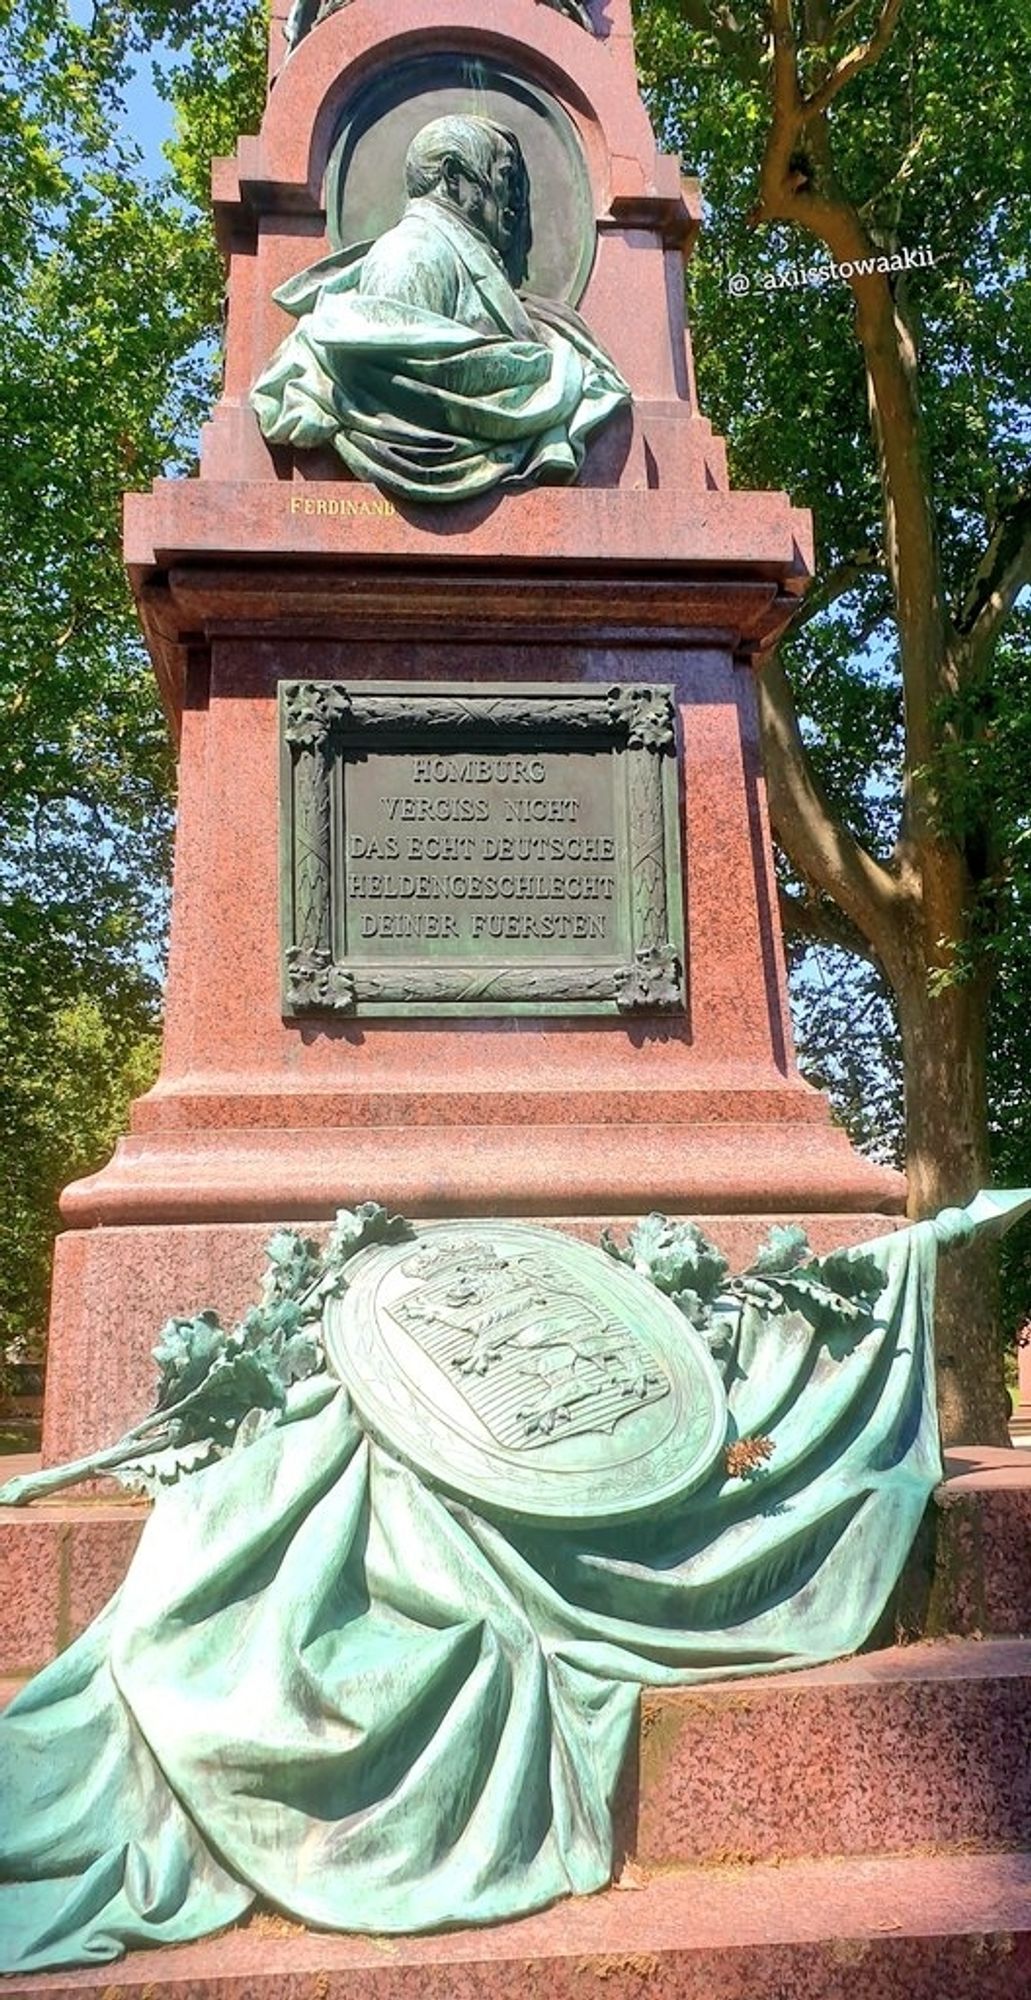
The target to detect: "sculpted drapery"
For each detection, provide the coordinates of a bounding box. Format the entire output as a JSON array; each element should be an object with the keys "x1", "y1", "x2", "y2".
[
  {"x1": 250, "y1": 115, "x2": 630, "y2": 503},
  {"x1": 5, "y1": 1197, "x2": 1026, "y2": 1974}
]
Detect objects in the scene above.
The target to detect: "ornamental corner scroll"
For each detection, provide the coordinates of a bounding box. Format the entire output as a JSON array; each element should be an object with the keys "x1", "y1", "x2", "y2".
[{"x1": 279, "y1": 681, "x2": 686, "y2": 1019}]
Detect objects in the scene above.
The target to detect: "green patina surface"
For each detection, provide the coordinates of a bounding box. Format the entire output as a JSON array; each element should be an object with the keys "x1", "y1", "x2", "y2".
[
  {"x1": 324, "y1": 54, "x2": 598, "y2": 308},
  {"x1": 250, "y1": 114, "x2": 630, "y2": 503},
  {"x1": 324, "y1": 1221, "x2": 726, "y2": 1521},
  {"x1": 278, "y1": 681, "x2": 685, "y2": 1020},
  {"x1": 1, "y1": 1192, "x2": 1027, "y2": 1973}
]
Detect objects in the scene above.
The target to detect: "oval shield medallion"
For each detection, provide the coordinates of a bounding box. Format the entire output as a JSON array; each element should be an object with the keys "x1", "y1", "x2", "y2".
[{"x1": 325, "y1": 1222, "x2": 728, "y2": 1524}]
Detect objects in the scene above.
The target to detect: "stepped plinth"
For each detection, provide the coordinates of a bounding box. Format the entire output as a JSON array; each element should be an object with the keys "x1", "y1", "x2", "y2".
[{"x1": 3, "y1": 0, "x2": 1023, "y2": 1992}]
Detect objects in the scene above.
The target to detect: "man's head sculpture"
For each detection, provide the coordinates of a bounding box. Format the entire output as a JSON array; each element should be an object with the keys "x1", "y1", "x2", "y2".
[
  {"x1": 250, "y1": 101, "x2": 630, "y2": 501},
  {"x1": 404, "y1": 115, "x2": 532, "y2": 288}
]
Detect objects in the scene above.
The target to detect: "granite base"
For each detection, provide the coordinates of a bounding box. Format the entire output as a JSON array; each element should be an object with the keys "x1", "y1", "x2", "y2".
[
  {"x1": 4, "y1": 1853, "x2": 1030, "y2": 2000},
  {"x1": 633, "y1": 1637, "x2": 1031, "y2": 1867}
]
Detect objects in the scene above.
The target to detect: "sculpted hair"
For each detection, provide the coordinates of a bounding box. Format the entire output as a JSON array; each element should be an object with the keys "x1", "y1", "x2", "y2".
[{"x1": 405, "y1": 115, "x2": 518, "y2": 197}]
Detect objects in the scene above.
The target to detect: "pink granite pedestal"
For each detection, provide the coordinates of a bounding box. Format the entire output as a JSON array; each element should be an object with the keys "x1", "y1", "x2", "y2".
[
  {"x1": 5, "y1": 4, "x2": 1026, "y2": 1995},
  {"x1": 6, "y1": 1854, "x2": 1031, "y2": 2000},
  {"x1": 43, "y1": 562, "x2": 904, "y2": 1462},
  {"x1": 33, "y1": 0, "x2": 907, "y2": 1464},
  {"x1": 40, "y1": 467, "x2": 907, "y2": 1470}
]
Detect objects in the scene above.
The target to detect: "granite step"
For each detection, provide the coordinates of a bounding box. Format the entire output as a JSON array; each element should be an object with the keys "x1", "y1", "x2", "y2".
[
  {"x1": 5, "y1": 1850, "x2": 1031, "y2": 1999},
  {"x1": 631, "y1": 1635, "x2": 1031, "y2": 1867},
  {"x1": 912, "y1": 1446, "x2": 1031, "y2": 1638},
  {"x1": 0, "y1": 1458, "x2": 147, "y2": 1677}
]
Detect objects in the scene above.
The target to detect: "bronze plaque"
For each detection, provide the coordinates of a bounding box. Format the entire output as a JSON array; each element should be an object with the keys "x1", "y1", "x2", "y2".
[{"x1": 279, "y1": 682, "x2": 685, "y2": 1017}]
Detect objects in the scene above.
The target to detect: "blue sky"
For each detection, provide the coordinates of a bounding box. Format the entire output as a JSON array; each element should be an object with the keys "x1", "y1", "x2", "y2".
[
  {"x1": 125, "y1": 55, "x2": 173, "y2": 173},
  {"x1": 67, "y1": 0, "x2": 173, "y2": 172}
]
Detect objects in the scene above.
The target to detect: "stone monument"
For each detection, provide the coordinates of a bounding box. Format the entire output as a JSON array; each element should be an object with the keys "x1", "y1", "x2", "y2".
[
  {"x1": 34, "y1": 0, "x2": 904, "y2": 1482},
  {"x1": 5, "y1": 2, "x2": 1031, "y2": 1988}
]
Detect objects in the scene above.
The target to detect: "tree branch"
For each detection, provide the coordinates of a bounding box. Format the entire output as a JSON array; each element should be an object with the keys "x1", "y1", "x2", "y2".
[
  {"x1": 778, "y1": 884, "x2": 883, "y2": 964},
  {"x1": 831, "y1": 0, "x2": 881, "y2": 35},
  {"x1": 748, "y1": 2, "x2": 947, "y2": 836},
  {"x1": 769, "y1": 0, "x2": 803, "y2": 121},
  {"x1": 774, "y1": 545, "x2": 883, "y2": 646},
  {"x1": 678, "y1": 1, "x2": 765, "y2": 76},
  {"x1": 856, "y1": 123, "x2": 928, "y2": 216},
  {"x1": 805, "y1": 0, "x2": 906, "y2": 115},
  {"x1": 758, "y1": 647, "x2": 903, "y2": 962},
  {"x1": 956, "y1": 495, "x2": 1031, "y2": 677},
  {"x1": 801, "y1": 0, "x2": 835, "y2": 48}
]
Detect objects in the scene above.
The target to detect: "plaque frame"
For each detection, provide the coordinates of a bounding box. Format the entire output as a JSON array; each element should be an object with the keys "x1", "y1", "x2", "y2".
[{"x1": 278, "y1": 680, "x2": 686, "y2": 1018}]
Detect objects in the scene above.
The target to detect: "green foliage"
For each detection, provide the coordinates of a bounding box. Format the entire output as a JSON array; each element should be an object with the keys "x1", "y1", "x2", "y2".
[
  {"x1": 601, "y1": 1212, "x2": 730, "y2": 1300},
  {"x1": 0, "y1": 984, "x2": 160, "y2": 1382},
  {"x1": 161, "y1": 3, "x2": 267, "y2": 212},
  {"x1": 635, "y1": 0, "x2": 1031, "y2": 1370},
  {"x1": 601, "y1": 1213, "x2": 886, "y2": 1350},
  {"x1": 130, "y1": 1199, "x2": 410, "y2": 1474},
  {"x1": 637, "y1": 0, "x2": 1031, "y2": 578},
  {"x1": 636, "y1": 0, "x2": 1031, "y2": 859},
  {"x1": 325, "y1": 1200, "x2": 413, "y2": 1262},
  {"x1": 0, "y1": 1202, "x2": 414, "y2": 1503},
  {"x1": 152, "y1": 1309, "x2": 227, "y2": 1408},
  {"x1": 748, "y1": 1224, "x2": 812, "y2": 1275},
  {"x1": 0, "y1": 2, "x2": 264, "y2": 1377}
]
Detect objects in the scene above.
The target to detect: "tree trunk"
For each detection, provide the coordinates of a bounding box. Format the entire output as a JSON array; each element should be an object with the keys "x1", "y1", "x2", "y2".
[{"x1": 895, "y1": 958, "x2": 1010, "y2": 1445}]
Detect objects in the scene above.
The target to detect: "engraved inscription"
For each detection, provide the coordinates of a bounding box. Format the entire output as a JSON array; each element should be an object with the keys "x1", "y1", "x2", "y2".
[
  {"x1": 279, "y1": 681, "x2": 686, "y2": 1016},
  {"x1": 344, "y1": 748, "x2": 618, "y2": 961},
  {"x1": 288, "y1": 491, "x2": 397, "y2": 519}
]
